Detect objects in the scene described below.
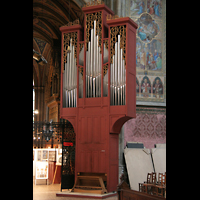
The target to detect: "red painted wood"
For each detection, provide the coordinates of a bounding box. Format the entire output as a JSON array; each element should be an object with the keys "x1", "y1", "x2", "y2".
[
  {"x1": 48, "y1": 161, "x2": 56, "y2": 184},
  {"x1": 59, "y1": 4, "x2": 138, "y2": 193},
  {"x1": 54, "y1": 165, "x2": 61, "y2": 184}
]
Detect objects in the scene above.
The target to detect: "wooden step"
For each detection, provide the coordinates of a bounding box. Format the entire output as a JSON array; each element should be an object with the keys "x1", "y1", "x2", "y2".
[{"x1": 73, "y1": 188, "x2": 104, "y2": 194}]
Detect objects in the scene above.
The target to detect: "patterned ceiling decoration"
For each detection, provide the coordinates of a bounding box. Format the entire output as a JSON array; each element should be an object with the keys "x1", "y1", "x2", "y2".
[
  {"x1": 33, "y1": 0, "x2": 85, "y2": 87},
  {"x1": 34, "y1": 37, "x2": 47, "y2": 54}
]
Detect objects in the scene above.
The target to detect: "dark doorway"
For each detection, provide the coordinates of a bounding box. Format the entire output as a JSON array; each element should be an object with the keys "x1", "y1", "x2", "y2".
[{"x1": 61, "y1": 121, "x2": 76, "y2": 191}]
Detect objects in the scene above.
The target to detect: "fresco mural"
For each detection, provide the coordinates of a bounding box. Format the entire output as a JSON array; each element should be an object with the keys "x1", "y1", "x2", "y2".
[
  {"x1": 146, "y1": 39, "x2": 162, "y2": 71},
  {"x1": 153, "y1": 77, "x2": 163, "y2": 98},
  {"x1": 136, "y1": 77, "x2": 139, "y2": 96},
  {"x1": 136, "y1": 39, "x2": 162, "y2": 71},
  {"x1": 128, "y1": 0, "x2": 165, "y2": 103},
  {"x1": 147, "y1": 0, "x2": 162, "y2": 18},
  {"x1": 141, "y1": 76, "x2": 151, "y2": 97},
  {"x1": 137, "y1": 13, "x2": 159, "y2": 43},
  {"x1": 130, "y1": 0, "x2": 145, "y2": 17},
  {"x1": 136, "y1": 75, "x2": 164, "y2": 100}
]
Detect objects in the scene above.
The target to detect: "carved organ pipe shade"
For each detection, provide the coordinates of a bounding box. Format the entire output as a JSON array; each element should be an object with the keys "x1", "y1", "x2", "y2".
[
  {"x1": 63, "y1": 38, "x2": 77, "y2": 108},
  {"x1": 86, "y1": 20, "x2": 102, "y2": 98}
]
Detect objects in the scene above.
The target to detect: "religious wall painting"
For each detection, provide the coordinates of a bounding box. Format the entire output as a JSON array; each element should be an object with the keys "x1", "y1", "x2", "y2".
[
  {"x1": 129, "y1": 0, "x2": 165, "y2": 103},
  {"x1": 136, "y1": 38, "x2": 162, "y2": 71},
  {"x1": 136, "y1": 77, "x2": 139, "y2": 96},
  {"x1": 136, "y1": 38, "x2": 146, "y2": 69},
  {"x1": 137, "y1": 13, "x2": 159, "y2": 43},
  {"x1": 130, "y1": 0, "x2": 145, "y2": 17},
  {"x1": 146, "y1": 39, "x2": 162, "y2": 71},
  {"x1": 153, "y1": 77, "x2": 163, "y2": 98},
  {"x1": 141, "y1": 76, "x2": 151, "y2": 97},
  {"x1": 136, "y1": 75, "x2": 164, "y2": 100},
  {"x1": 34, "y1": 38, "x2": 47, "y2": 54},
  {"x1": 147, "y1": 0, "x2": 162, "y2": 19}
]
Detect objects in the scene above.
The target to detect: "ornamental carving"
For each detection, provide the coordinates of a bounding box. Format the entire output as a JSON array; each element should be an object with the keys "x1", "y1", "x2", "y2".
[
  {"x1": 85, "y1": 12, "x2": 102, "y2": 53},
  {"x1": 83, "y1": 0, "x2": 104, "y2": 7},
  {"x1": 110, "y1": 25, "x2": 126, "y2": 66},
  {"x1": 63, "y1": 32, "x2": 78, "y2": 71},
  {"x1": 103, "y1": 64, "x2": 108, "y2": 77}
]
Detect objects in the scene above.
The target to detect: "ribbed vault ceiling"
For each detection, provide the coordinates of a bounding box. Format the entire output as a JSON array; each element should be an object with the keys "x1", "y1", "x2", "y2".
[{"x1": 33, "y1": 0, "x2": 85, "y2": 45}]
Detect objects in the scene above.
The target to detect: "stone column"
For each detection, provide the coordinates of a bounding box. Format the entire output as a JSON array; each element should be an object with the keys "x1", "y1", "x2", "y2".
[{"x1": 116, "y1": 0, "x2": 121, "y2": 17}]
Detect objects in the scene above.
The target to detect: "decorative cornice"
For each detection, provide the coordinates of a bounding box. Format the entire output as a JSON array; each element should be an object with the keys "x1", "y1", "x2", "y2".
[
  {"x1": 60, "y1": 19, "x2": 80, "y2": 28},
  {"x1": 83, "y1": 0, "x2": 104, "y2": 7}
]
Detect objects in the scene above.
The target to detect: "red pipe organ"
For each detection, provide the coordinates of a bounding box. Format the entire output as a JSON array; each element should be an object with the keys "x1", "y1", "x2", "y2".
[{"x1": 60, "y1": 2, "x2": 138, "y2": 193}]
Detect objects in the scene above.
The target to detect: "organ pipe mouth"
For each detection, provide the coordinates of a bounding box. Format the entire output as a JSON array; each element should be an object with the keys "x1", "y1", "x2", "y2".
[{"x1": 66, "y1": 45, "x2": 71, "y2": 53}]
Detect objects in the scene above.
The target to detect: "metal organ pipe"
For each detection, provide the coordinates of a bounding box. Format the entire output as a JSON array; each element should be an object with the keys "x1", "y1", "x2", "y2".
[
  {"x1": 93, "y1": 20, "x2": 96, "y2": 98},
  {"x1": 63, "y1": 38, "x2": 77, "y2": 107},
  {"x1": 117, "y1": 35, "x2": 120, "y2": 105},
  {"x1": 86, "y1": 20, "x2": 102, "y2": 98},
  {"x1": 96, "y1": 33, "x2": 99, "y2": 97},
  {"x1": 110, "y1": 34, "x2": 126, "y2": 106},
  {"x1": 63, "y1": 25, "x2": 126, "y2": 107},
  {"x1": 91, "y1": 28, "x2": 94, "y2": 97}
]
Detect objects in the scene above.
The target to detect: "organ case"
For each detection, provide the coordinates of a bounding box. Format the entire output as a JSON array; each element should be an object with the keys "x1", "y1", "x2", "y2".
[{"x1": 60, "y1": 2, "x2": 137, "y2": 193}]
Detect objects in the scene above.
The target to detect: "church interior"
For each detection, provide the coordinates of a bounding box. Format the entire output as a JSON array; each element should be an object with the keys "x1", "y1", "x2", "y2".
[{"x1": 33, "y1": 0, "x2": 166, "y2": 199}]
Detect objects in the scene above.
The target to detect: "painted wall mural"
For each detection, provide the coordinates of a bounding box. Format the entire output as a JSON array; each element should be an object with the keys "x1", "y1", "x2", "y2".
[{"x1": 128, "y1": 0, "x2": 166, "y2": 104}]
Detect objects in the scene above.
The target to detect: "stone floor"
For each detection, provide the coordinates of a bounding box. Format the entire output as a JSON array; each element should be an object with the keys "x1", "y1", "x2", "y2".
[{"x1": 33, "y1": 184, "x2": 118, "y2": 200}]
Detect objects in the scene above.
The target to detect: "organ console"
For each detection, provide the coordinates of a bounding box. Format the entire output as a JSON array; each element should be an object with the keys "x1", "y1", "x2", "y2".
[{"x1": 60, "y1": 1, "x2": 138, "y2": 194}]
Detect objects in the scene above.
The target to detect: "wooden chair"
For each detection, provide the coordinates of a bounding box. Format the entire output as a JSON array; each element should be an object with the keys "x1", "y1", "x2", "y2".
[
  {"x1": 140, "y1": 172, "x2": 157, "y2": 194},
  {"x1": 139, "y1": 172, "x2": 152, "y2": 192},
  {"x1": 153, "y1": 172, "x2": 166, "y2": 197}
]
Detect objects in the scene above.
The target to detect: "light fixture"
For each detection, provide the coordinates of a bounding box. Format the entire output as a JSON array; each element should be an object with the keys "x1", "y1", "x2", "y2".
[
  {"x1": 42, "y1": 120, "x2": 54, "y2": 142},
  {"x1": 33, "y1": 49, "x2": 47, "y2": 65},
  {"x1": 34, "y1": 109, "x2": 39, "y2": 114},
  {"x1": 33, "y1": 54, "x2": 40, "y2": 61}
]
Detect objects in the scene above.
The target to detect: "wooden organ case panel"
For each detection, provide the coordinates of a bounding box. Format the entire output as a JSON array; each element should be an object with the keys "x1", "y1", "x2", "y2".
[{"x1": 60, "y1": 2, "x2": 138, "y2": 194}]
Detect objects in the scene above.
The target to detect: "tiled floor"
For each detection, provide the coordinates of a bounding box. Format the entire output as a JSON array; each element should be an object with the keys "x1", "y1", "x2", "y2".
[
  {"x1": 33, "y1": 183, "x2": 118, "y2": 200},
  {"x1": 33, "y1": 184, "x2": 66, "y2": 200}
]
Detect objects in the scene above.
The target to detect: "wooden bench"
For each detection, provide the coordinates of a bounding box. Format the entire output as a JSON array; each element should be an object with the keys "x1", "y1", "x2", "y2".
[
  {"x1": 117, "y1": 181, "x2": 166, "y2": 200},
  {"x1": 71, "y1": 173, "x2": 107, "y2": 194}
]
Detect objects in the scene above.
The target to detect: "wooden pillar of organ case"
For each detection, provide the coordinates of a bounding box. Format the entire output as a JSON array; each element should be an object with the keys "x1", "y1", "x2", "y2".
[{"x1": 59, "y1": 3, "x2": 138, "y2": 194}]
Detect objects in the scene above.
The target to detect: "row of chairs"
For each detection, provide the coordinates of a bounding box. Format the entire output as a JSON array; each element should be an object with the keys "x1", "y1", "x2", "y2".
[{"x1": 139, "y1": 172, "x2": 166, "y2": 198}]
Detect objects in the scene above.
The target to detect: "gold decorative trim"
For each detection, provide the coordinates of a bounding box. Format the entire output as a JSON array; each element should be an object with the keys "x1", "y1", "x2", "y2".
[
  {"x1": 61, "y1": 19, "x2": 80, "y2": 27},
  {"x1": 107, "y1": 14, "x2": 118, "y2": 20},
  {"x1": 63, "y1": 32, "x2": 78, "y2": 71},
  {"x1": 110, "y1": 25, "x2": 126, "y2": 66},
  {"x1": 103, "y1": 39, "x2": 108, "y2": 49},
  {"x1": 79, "y1": 43, "x2": 84, "y2": 52},
  {"x1": 83, "y1": 0, "x2": 104, "y2": 7},
  {"x1": 106, "y1": 14, "x2": 127, "y2": 21},
  {"x1": 78, "y1": 67, "x2": 84, "y2": 79},
  {"x1": 103, "y1": 64, "x2": 108, "y2": 77}
]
